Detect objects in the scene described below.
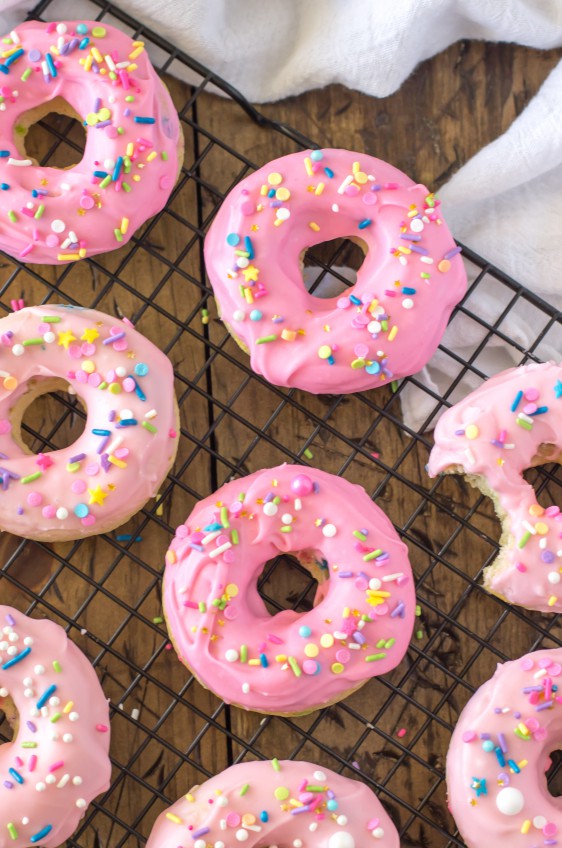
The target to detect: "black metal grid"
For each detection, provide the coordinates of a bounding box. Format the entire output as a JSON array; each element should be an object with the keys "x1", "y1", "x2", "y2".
[{"x1": 0, "y1": 2, "x2": 561, "y2": 847}]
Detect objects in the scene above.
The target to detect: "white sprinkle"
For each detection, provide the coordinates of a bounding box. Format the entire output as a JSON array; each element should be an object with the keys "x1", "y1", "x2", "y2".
[
  {"x1": 144, "y1": 409, "x2": 158, "y2": 419},
  {"x1": 209, "y1": 542, "x2": 232, "y2": 558},
  {"x1": 7, "y1": 158, "x2": 32, "y2": 166},
  {"x1": 382, "y1": 572, "x2": 404, "y2": 582},
  {"x1": 294, "y1": 498, "x2": 302, "y2": 511},
  {"x1": 201, "y1": 529, "x2": 222, "y2": 546},
  {"x1": 57, "y1": 774, "x2": 70, "y2": 788},
  {"x1": 10, "y1": 30, "x2": 20, "y2": 44},
  {"x1": 337, "y1": 175, "x2": 353, "y2": 194},
  {"x1": 51, "y1": 219, "x2": 65, "y2": 234}
]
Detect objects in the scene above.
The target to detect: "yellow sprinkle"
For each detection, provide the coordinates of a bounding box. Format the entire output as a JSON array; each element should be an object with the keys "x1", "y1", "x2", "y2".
[
  {"x1": 535, "y1": 521, "x2": 549, "y2": 535},
  {"x1": 517, "y1": 722, "x2": 530, "y2": 736},
  {"x1": 368, "y1": 299, "x2": 379, "y2": 313},
  {"x1": 275, "y1": 654, "x2": 287, "y2": 662},
  {"x1": 281, "y1": 329, "x2": 297, "y2": 341},
  {"x1": 132, "y1": 41, "x2": 145, "y2": 47},
  {"x1": 304, "y1": 157, "x2": 313, "y2": 176},
  {"x1": 260, "y1": 184, "x2": 268, "y2": 196},
  {"x1": 91, "y1": 46, "x2": 103, "y2": 63},
  {"x1": 314, "y1": 182, "x2": 325, "y2": 195},
  {"x1": 129, "y1": 46, "x2": 145, "y2": 60},
  {"x1": 108, "y1": 455, "x2": 127, "y2": 468},
  {"x1": 267, "y1": 172, "x2": 282, "y2": 186},
  {"x1": 185, "y1": 794, "x2": 195, "y2": 802},
  {"x1": 84, "y1": 54, "x2": 93, "y2": 72},
  {"x1": 244, "y1": 287, "x2": 254, "y2": 304},
  {"x1": 166, "y1": 813, "x2": 182, "y2": 824},
  {"x1": 248, "y1": 659, "x2": 261, "y2": 666},
  {"x1": 518, "y1": 760, "x2": 528, "y2": 769},
  {"x1": 120, "y1": 217, "x2": 129, "y2": 234},
  {"x1": 78, "y1": 248, "x2": 87, "y2": 259},
  {"x1": 388, "y1": 326, "x2": 398, "y2": 342},
  {"x1": 126, "y1": 142, "x2": 134, "y2": 157},
  {"x1": 342, "y1": 606, "x2": 351, "y2": 619},
  {"x1": 273, "y1": 218, "x2": 284, "y2": 227},
  {"x1": 308, "y1": 222, "x2": 320, "y2": 232},
  {"x1": 126, "y1": 63, "x2": 138, "y2": 72},
  {"x1": 397, "y1": 245, "x2": 412, "y2": 255},
  {"x1": 57, "y1": 253, "x2": 81, "y2": 261},
  {"x1": 165, "y1": 549, "x2": 177, "y2": 564},
  {"x1": 352, "y1": 161, "x2": 360, "y2": 173},
  {"x1": 63, "y1": 701, "x2": 73, "y2": 714},
  {"x1": 132, "y1": 174, "x2": 141, "y2": 182},
  {"x1": 549, "y1": 595, "x2": 558, "y2": 607},
  {"x1": 521, "y1": 820, "x2": 531, "y2": 835},
  {"x1": 147, "y1": 151, "x2": 157, "y2": 162}
]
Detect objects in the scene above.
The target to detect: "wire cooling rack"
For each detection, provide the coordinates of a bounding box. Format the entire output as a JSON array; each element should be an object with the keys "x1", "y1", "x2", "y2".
[{"x1": 1, "y1": 1, "x2": 562, "y2": 847}]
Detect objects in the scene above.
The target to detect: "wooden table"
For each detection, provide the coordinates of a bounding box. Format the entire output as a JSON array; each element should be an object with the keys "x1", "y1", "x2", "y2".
[{"x1": 1, "y1": 37, "x2": 562, "y2": 848}]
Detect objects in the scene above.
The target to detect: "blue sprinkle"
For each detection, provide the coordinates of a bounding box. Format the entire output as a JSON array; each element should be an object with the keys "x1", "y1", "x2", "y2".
[
  {"x1": 244, "y1": 235, "x2": 254, "y2": 259},
  {"x1": 134, "y1": 382, "x2": 146, "y2": 402},
  {"x1": 118, "y1": 418, "x2": 138, "y2": 426},
  {"x1": 134, "y1": 362, "x2": 149, "y2": 377},
  {"x1": 76, "y1": 23, "x2": 89, "y2": 34},
  {"x1": 259, "y1": 653, "x2": 268, "y2": 668},
  {"x1": 4, "y1": 48, "x2": 24, "y2": 67},
  {"x1": 260, "y1": 811, "x2": 268, "y2": 823},
  {"x1": 1, "y1": 183, "x2": 10, "y2": 190},
  {"x1": 324, "y1": 167, "x2": 334, "y2": 178},
  {"x1": 134, "y1": 116, "x2": 156, "y2": 124},
  {"x1": 45, "y1": 53, "x2": 57, "y2": 78},
  {"x1": 79, "y1": 37, "x2": 90, "y2": 49},
  {"x1": 267, "y1": 188, "x2": 275, "y2": 198},
  {"x1": 112, "y1": 156, "x2": 124, "y2": 182},
  {"x1": 92, "y1": 429, "x2": 111, "y2": 436},
  {"x1": 30, "y1": 826, "x2": 53, "y2": 844},
  {"x1": 531, "y1": 406, "x2": 548, "y2": 415},
  {"x1": 358, "y1": 218, "x2": 372, "y2": 230},
  {"x1": 0, "y1": 65, "x2": 9, "y2": 75},
  {"x1": 0, "y1": 151, "x2": 10, "y2": 158},
  {"x1": 507, "y1": 759, "x2": 520, "y2": 774},
  {"x1": 8, "y1": 768, "x2": 23, "y2": 784},
  {"x1": 402, "y1": 287, "x2": 416, "y2": 295},
  {"x1": 2, "y1": 647, "x2": 31, "y2": 669},
  {"x1": 74, "y1": 504, "x2": 89, "y2": 518},
  {"x1": 226, "y1": 233, "x2": 240, "y2": 247},
  {"x1": 310, "y1": 150, "x2": 323, "y2": 161},
  {"x1": 511, "y1": 390, "x2": 523, "y2": 412},
  {"x1": 298, "y1": 625, "x2": 311, "y2": 638},
  {"x1": 93, "y1": 170, "x2": 108, "y2": 179},
  {"x1": 36, "y1": 684, "x2": 56, "y2": 709},
  {"x1": 349, "y1": 294, "x2": 362, "y2": 305}
]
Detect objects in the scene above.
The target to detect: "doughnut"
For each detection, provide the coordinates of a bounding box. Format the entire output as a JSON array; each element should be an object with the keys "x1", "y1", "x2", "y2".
[
  {"x1": 163, "y1": 464, "x2": 415, "y2": 715},
  {"x1": 0, "y1": 19, "x2": 182, "y2": 264},
  {"x1": 427, "y1": 361, "x2": 562, "y2": 613},
  {"x1": 146, "y1": 759, "x2": 398, "y2": 848},
  {"x1": 204, "y1": 148, "x2": 466, "y2": 394},
  {"x1": 0, "y1": 605, "x2": 111, "y2": 848},
  {"x1": 447, "y1": 647, "x2": 562, "y2": 848},
  {"x1": 0, "y1": 304, "x2": 178, "y2": 541}
]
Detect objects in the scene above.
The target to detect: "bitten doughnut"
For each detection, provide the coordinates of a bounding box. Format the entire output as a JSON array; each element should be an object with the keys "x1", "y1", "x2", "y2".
[
  {"x1": 0, "y1": 605, "x2": 111, "y2": 848},
  {"x1": 427, "y1": 361, "x2": 562, "y2": 613},
  {"x1": 447, "y1": 647, "x2": 562, "y2": 848},
  {"x1": 146, "y1": 759, "x2": 398, "y2": 848},
  {"x1": 163, "y1": 464, "x2": 415, "y2": 715},
  {"x1": 0, "y1": 19, "x2": 182, "y2": 264},
  {"x1": 204, "y1": 148, "x2": 466, "y2": 394},
  {"x1": 0, "y1": 304, "x2": 178, "y2": 541}
]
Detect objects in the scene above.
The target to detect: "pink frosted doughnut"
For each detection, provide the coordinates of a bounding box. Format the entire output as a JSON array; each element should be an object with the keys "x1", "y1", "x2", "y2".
[
  {"x1": 0, "y1": 19, "x2": 181, "y2": 265},
  {"x1": 163, "y1": 464, "x2": 415, "y2": 715},
  {"x1": 447, "y1": 647, "x2": 562, "y2": 848},
  {"x1": 204, "y1": 148, "x2": 466, "y2": 394},
  {"x1": 0, "y1": 304, "x2": 178, "y2": 541},
  {"x1": 0, "y1": 605, "x2": 111, "y2": 848},
  {"x1": 146, "y1": 760, "x2": 398, "y2": 848},
  {"x1": 428, "y1": 361, "x2": 562, "y2": 613}
]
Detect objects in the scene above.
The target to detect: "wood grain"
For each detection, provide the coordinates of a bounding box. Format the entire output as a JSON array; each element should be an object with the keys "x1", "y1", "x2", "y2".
[{"x1": 0, "y1": 37, "x2": 561, "y2": 848}]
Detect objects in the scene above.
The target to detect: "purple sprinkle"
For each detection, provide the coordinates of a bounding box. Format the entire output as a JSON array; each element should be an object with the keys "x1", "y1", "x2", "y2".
[
  {"x1": 338, "y1": 571, "x2": 353, "y2": 578},
  {"x1": 360, "y1": 528, "x2": 368, "y2": 536},
  {"x1": 69, "y1": 453, "x2": 85, "y2": 464},
  {"x1": 291, "y1": 806, "x2": 311, "y2": 815},
  {"x1": 96, "y1": 436, "x2": 110, "y2": 455},
  {"x1": 514, "y1": 712, "x2": 521, "y2": 719},
  {"x1": 264, "y1": 492, "x2": 274, "y2": 503},
  {"x1": 60, "y1": 42, "x2": 70, "y2": 56},
  {"x1": 454, "y1": 429, "x2": 466, "y2": 436},
  {"x1": 123, "y1": 108, "x2": 131, "y2": 117},
  {"x1": 189, "y1": 543, "x2": 204, "y2": 552},
  {"x1": 26, "y1": 721, "x2": 37, "y2": 733},
  {"x1": 353, "y1": 632, "x2": 366, "y2": 645},
  {"x1": 91, "y1": 62, "x2": 100, "y2": 73},
  {"x1": 272, "y1": 316, "x2": 284, "y2": 324},
  {"x1": 95, "y1": 120, "x2": 111, "y2": 129},
  {"x1": 408, "y1": 244, "x2": 429, "y2": 256},
  {"x1": 443, "y1": 246, "x2": 462, "y2": 260},
  {"x1": 101, "y1": 453, "x2": 111, "y2": 472},
  {"x1": 326, "y1": 790, "x2": 335, "y2": 799},
  {"x1": 94, "y1": 97, "x2": 101, "y2": 112},
  {"x1": 490, "y1": 439, "x2": 504, "y2": 448},
  {"x1": 3, "y1": 781, "x2": 13, "y2": 789},
  {"x1": 370, "y1": 184, "x2": 382, "y2": 191},
  {"x1": 16, "y1": 506, "x2": 23, "y2": 515},
  {"x1": 35, "y1": 188, "x2": 48, "y2": 196},
  {"x1": 6, "y1": 613, "x2": 15, "y2": 626},
  {"x1": 358, "y1": 571, "x2": 369, "y2": 580},
  {"x1": 541, "y1": 551, "x2": 555, "y2": 564},
  {"x1": 480, "y1": 733, "x2": 491, "y2": 740},
  {"x1": 400, "y1": 233, "x2": 422, "y2": 242},
  {"x1": 108, "y1": 410, "x2": 116, "y2": 422},
  {"x1": 269, "y1": 200, "x2": 282, "y2": 208},
  {"x1": 313, "y1": 482, "x2": 320, "y2": 493},
  {"x1": 67, "y1": 38, "x2": 80, "y2": 53},
  {"x1": 192, "y1": 828, "x2": 210, "y2": 839},
  {"x1": 498, "y1": 733, "x2": 507, "y2": 753},
  {"x1": 390, "y1": 601, "x2": 405, "y2": 618},
  {"x1": 522, "y1": 686, "x2": 545, "y2": 693},
  {"x1": 28, "y1": 49, "x2": 41, "y2": 62},
  {"x1": 536, "y1": 701, "x2": 553, "y2": 711},
  {"x1": 375, "y1": 552, "x2": 390, "y2": 563}
]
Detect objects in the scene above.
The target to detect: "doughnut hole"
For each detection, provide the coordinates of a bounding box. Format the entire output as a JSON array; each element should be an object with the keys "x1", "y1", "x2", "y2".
[
  {"x1": 526, "y1": 442, "x2": 562, "y2": 511},
  {"x1": 13, "y1": 377, "x2": 86, "y2": 454},
  {"x1": 14, "y1": 96, "x2": 86, "y2": 171},
  {"x1": 546, "y1": 748, "x2": 562, "y2": 797},
  {"x1": 302, "y1": 237, "x2": 367, "y2": 299},
  {"x1": 0, "y1": 694, "x2": 17, "y2": 743},
  {"x1": 257, "y1": 548, "x2": 328, "y2": 615}
]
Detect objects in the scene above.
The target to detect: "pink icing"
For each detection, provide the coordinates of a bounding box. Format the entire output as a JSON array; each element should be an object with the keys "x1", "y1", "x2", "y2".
[
  {"x1": 0, "y1": 605, "x2": 110, "y2": 848},
  {"x1": 0, "y1": 304, "x2": 177, "y2": 540},
  {"x1": 204, "y1": 149, "x2": 466, "y2": 394},
  {"x1": 145, "y1": 760, "x2": 398, "y2": 848},
  {"x1": 447, "y1": 648, "x2": 562, "y2": 848},
  {"x1": 427, "y1": 361, "x2": 562, "y2": 613},
  {"x1": 0, "y1": 20, "x2": 180, "y2": 264},
  {"x1": 163, "y1": 464, "x2": 415, "y2": 714}
]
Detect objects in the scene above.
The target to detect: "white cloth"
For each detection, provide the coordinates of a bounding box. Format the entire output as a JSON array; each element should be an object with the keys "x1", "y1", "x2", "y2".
[{"x1": 3, "y1": 0, "x2": 562, "y2": 429}]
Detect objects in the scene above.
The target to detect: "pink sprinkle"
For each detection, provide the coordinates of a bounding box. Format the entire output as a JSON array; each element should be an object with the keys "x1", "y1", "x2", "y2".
[
  {"x1": 28, "y1": 755, "x2": 37, "y2": 772},
  {"x1": 516, "y1": 562, "x2": 527, "y2": 572},
  {"x1": 80, "y1": 194, "x2": 94, "y2": 210},
  {"x1": 344, "y1": 184, "x2": 360, "y2": 197},
  {"x1": 397, "y1": 728, "x2": 407, "y2": 738},
  {"x1": 544, "y1": 823, "x2": 558, "y2": 837},
  {"x1": 240, "y1": 201, "x2": 254, "y2": 216},
  {"x1": 462, "y1": 731, "x2": 476, "y2": 742},
  {"x1": 71, "y1": 480, "x2": 87, "y2": 495},
  {"x1": 337, "y1": 297, "x2": 351, "y2": 309},
  {"x1": 546, "y1": 506, "x2": 560, "y2": 517},
  {"x1": 26, "y1": 492, "x2": 42, "y2": 507},
  {"x1": 81, "y1": 514, "x2": 96, "y2": 527},
  {"x1": 49, "y1": 761, "x2": 64, "y2": 773},
  {"x1": 298, "y1": 779, "x2": 307, "y2": 792},
  {"x1": 96, "y1": 724, "x2": 109, "y2": 732},
  {"x1": 85, "y1": 463, "x2": 99, "y2": 476},
  {"x1": 521, "y1": 657, "x2": 534, "y2": 670},
  {"x1": 267, "y1": 633, "x2": 283, "y2": 644},
  {"x1": 226, "y1": 813, "x2": 240, "y2": 828},
  {"x1": 362, "y1": 192, "x2": 377, "y2": 205},
  {"x1": 302, "y1": 660, "x2": 318, "y2": 675},
  {"x1": 42, "y1": 505, "x2": 56, "y2": 519},
  {"x1": 524, "y1": 387, "x2": 540, "y2": 402},
  {"x1": 367, "y1": 818, "x2": 380, "y2": 830},
  {"x1": 14, "y1": 757, "x2": 23, "y2": 768},
  {"x1": 0, "y1": 419, "x2": 10, "y2": 435}
]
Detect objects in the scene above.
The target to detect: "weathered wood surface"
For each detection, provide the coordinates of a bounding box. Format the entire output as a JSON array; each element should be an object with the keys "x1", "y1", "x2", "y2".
[{"x1": 0, "y1": 37, "x2": 561, "y2": 848}]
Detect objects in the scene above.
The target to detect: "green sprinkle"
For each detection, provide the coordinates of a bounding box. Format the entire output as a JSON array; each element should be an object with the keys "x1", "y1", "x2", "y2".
[
  {"x1": 420, "y1": 272, "x2": 430, "y2": 279},
  {"x1": 231, "y1": 528, "x2": 239, "y2": 545},
  {"x1": 305, "y1": 785, "x2": 325, "y2": 792},
  {"x1": 415, "y1": 604, "x2": 421, "y2": 616},
  {"x1": 516, "y1": 418, "x2": 533, "y2": 431},
  {"x1": 363, "y1": 548, "x2": 383, "y2": 562},
  {"x1": 34, "y1": 204, "x2": 45, "y2": 219},
  {"x1": 198, "y1": 602, "x2": 206, "y2": 613},
  {"x1": 288, "y1": 656, "x2": 301, "y2": 677},
  {"x1": 43, "y1": 316, "x2": 61, "y2": 323},
  {"x1": 280, "y1": 526, "x2": 292, "y2": 533},
  {"x1": 220, "y1": 506, "x2": 229, "y2": 528},
  {"x1": 8, "y1": 210, "x2": 17, "y2": 223},
  {"x1": 238, "y1": 492, "x2": 246, "y2": 502},
  {"x1": 239, "y1": 783, "x2": 249, "y2": 796},
  {"x1": 391, "y1": 380, "x2": 399, "y2": 393},
  {"x1": 98, "y1": 381, "x2": 108, "y2": 390},
  {"x1": 162, "y1": 151, "x2": 169, "y2": 161},
  {"x1": 20, "y1": 67, "x2": 32, "y2": 81},
  {"x1": 117, "y1": 127, "x2": 125, "y2": 135},
  {"x1": 66, "y1": 462, "x2": 80, "y2": 473},
  {"x1": 21, "y1": 471, "x2": 41, "y2": 484},
  {"x1": 21, "y1": 741, "x2": 38, "y2": 748},
  {"x1": 52, "y1": 660, "x2": 61, "y2": 672},
  {"x1": 125, "y1": 95, "x2": 135, "y2": 102},
  {"x1": 514, "y1": 728, "x2": 531, "y2": 740},
  {"x1": 256, "y1": 334, "x2": 277, "y2": 344},
  {"x1": 211, "y1": 598, "x2": 221, "y2": 608},
  {"x1": 142, "y1": 420, "x2": 157, "y2": 433},
  {"x1": 7, "y1": 823, "x2": 18, "y2": 840},
  {"x1": 50, "y1": 712, "x2": 61, "y2": 723},
  {"x1": 114, "y1": 228, "x2": 123, "y2": 242},
  {"x1": 240, "y1": 645, "x2": 247, "y2": 663},
  {"x1": 109, "y1": 71, "x2": 117, "y2": 80},
  {"x1": 385, "y1": 638, "x2": 396, "y2": 648},
  {"x1": 99, "y1": 174, "x2": 112, "y2": 189},
  {"x1": 381, "y1": 320, "x2": 388, "y2": 332},
  {"x1": 271, "y1": 758, "x2": 280, "y2": 771},
  {"x1": 122, "y1": 182, "x2": 132, "y2": 193},
  {"x1": 376, "y1": 638, "x2": 386, "y2": 649},
  {"x1": 152, "y1": 616, "x2": 163, "y2": 624},
  {"x1": 22, "y1": 338, "x2": 44, "y2": 346},
  {"x1": 303, "y1": 448, "x2": 313, "y2": 459},
  {"x1": 273, "y1": 496, "x2": 281, "y2": 504},
  {"x1": 518, "y1": 531, "x2": 531, "y2": 549},
  {"x1": 365, "y1": 652, "x2": 387, "y2": 662},
  {"x1": 353, "y1": 530, "x2": 366, "y2": 541},
  {"x1": 123, "y1": 156, "x2": 131, "y2": 173},
  {"x1": 361, "y1": 614, "x2": 374, "y2": 622},
  {"x1": 416, "y1": 630, "x2": 423, "y2": 640}
]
